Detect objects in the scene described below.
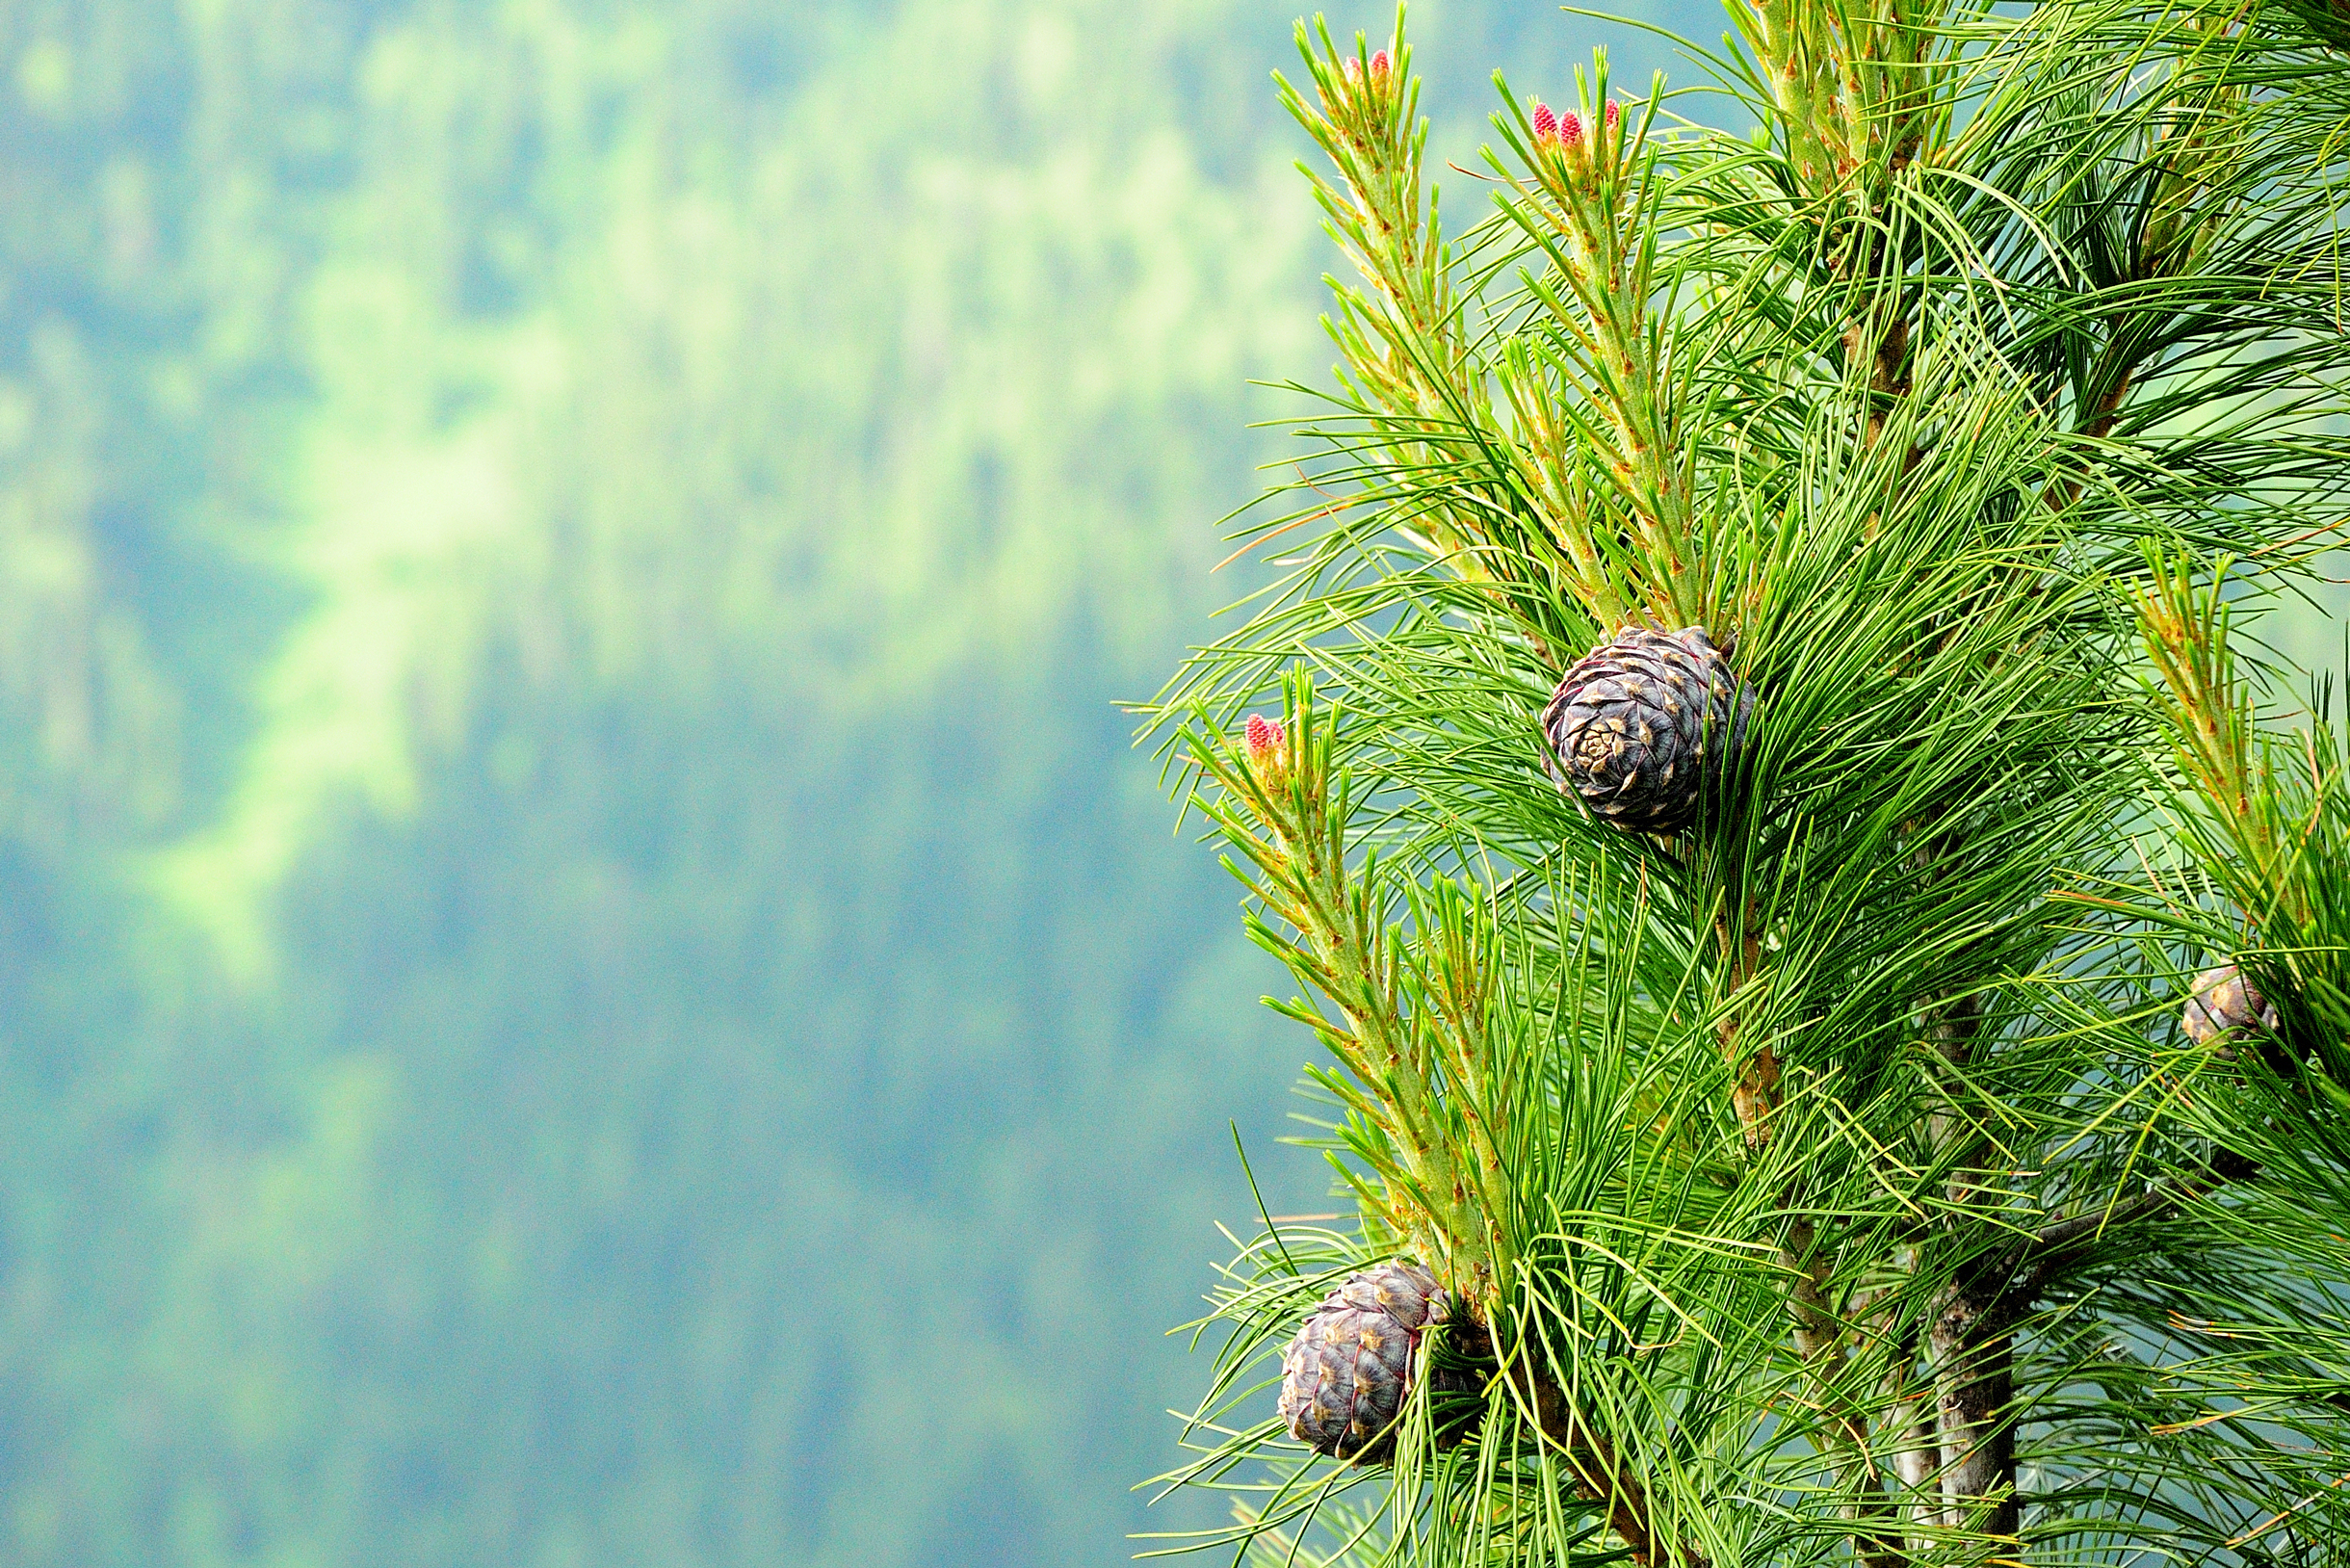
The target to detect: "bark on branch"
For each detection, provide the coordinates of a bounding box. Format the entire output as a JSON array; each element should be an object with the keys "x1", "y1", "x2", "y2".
[{"x1": 2011, "y1": 1149, "x2": 2260, "y2": 1302}]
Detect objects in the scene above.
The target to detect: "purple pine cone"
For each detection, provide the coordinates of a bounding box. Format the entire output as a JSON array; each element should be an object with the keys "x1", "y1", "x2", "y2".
[
  {"x1": 1276, "y1": 1260, "x2": 1451, "y2": 1464},
  {"x1": 1542, "y1": 625, "x2": 1753, "y2": 834}
]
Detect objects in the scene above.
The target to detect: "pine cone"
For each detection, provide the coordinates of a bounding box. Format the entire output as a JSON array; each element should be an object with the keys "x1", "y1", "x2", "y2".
[
  {"x1": 2182, "y1": 963, "x2": 2279, "y2": 1047},
  {"x1": 1542, "y1": 626, "x2": 1753, "y2": 834},
  {"x1": 1276, "y1": 1261, "x2": 1453, "y2": 1464}
]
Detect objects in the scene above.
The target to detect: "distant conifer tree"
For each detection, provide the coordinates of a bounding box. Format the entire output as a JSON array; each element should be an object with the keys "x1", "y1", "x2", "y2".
[{"x1": 1149, "y1": 3, "x2": 2350, "y2": 1562}]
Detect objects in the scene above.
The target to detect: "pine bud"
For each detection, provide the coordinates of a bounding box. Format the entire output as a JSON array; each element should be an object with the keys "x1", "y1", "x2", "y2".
[
  {"x1": 1557, "y1": 110, "x2": 1585, "y2": 150},
  {"x1": 1604, "y1": 99, "x2": 1620, "y2": 131},
  {"x1": 1531, "y1": 100, "x2": 1558, "y2": 142},
  {"x1": 1343, "y1": 56, "x2": 1362, "y2": 83},
  {"x1": 1370, "y1": 48, "x2": 1392, "y2": 77}
]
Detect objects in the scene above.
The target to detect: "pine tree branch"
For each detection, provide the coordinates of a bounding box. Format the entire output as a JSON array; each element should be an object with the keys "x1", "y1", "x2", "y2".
[
  {"x1": 1721, "y1": 914, "x2": 1909, "y2": 1565},
  {"x1": 1192, "y1": 694, "x2": 1516, "y2": 1306},
  {"x1": 2017, "y1": 1148, "x2": 2260, "y2": 1291},
  {"x1": 1156, "y1": 4, "x2": 2350, "y2": 1560},
  {"x1": 1784, "y1": 1220, "x2": 1913, "y2": 1568}
]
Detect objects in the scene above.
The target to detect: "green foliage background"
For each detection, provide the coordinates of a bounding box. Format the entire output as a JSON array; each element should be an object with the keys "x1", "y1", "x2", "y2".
[{"x1": 0, "y1": 1, "x2": 1761, "y2": 1562}]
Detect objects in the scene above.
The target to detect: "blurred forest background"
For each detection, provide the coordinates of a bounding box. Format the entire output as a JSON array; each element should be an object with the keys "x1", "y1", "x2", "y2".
[{"x1": 49, "y1": 0, "x2": 2319, "y2": 1563}]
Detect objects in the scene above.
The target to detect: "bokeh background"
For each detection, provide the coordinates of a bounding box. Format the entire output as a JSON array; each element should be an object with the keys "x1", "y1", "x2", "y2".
[{"x1": 0, "y1": 1, "x2": 1953, "y2": 1563}]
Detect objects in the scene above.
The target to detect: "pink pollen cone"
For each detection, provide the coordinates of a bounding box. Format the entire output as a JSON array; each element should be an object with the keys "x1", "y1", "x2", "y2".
[
  {"x1": 1531, "y1": 101, "x2": 1557, "y2": 141},
  {"x1": 1605, "y1": 99, "x2": 1620, "y2": 129},
  {"x1": 1245, "y1": 715, "x2": 1287, "y2": 766},
  {"x1": 1558, "y1": 110, "x2": 1585, "y2": 148},
  {"x1": 1343, "y1": 57, "x2": 1362, "y2": 81},
  {"x1": 1370, "y1": 48, "x2": 1392, "y2": 76}
]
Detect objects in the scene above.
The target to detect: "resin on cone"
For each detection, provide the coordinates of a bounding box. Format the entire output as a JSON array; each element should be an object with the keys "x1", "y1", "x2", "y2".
[
  {"x1": 2182, "y1": 962, "x2": 2280, "y2": 1046},
  {"x1": 1277, "y1": 1260, "x2": 1451, "y2": 1463},
  {"x1": 1542, "y1": 626, "x2": 1752, "y2": 834}
]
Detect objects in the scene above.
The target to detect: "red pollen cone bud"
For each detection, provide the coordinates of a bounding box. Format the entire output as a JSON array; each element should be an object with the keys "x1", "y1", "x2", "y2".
[
  {"x1": 1244, "y1": 715, "x2": 1288, "y2": 771},
  {"x1": 1558, "y1": 110, "x2": 1585, "y2": 148},
  {"x1": 1531, "y1": 101, "x2": 1557, "y2": 141},
  {"x1": 1370, "y1": 48, "x2": 1391, "y2": 76},
  {"x1": 1343, "y1": 56, "x2": 1362, "y2": 82},
  {"x1": 1605, "y1": 99, "x2": 1620, "y2": 129}
]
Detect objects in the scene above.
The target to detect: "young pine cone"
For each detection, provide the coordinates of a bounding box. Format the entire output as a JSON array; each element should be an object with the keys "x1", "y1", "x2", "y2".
[
  {"x1": 1543, "y1": 626, "x2": 1753, "y2": 834},
  {"x1": 2182, "y1": 963, "x2": 2280, "y2": 1047},
  {"x1": 1277, "y1": 1261, "x2": 1454, "y2": 1464}
]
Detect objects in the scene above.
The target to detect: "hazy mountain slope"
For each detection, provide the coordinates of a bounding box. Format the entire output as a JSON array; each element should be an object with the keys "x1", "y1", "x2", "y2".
[{"x1": 0, "y1": 1, "x2": 1721, "y2": 1561}]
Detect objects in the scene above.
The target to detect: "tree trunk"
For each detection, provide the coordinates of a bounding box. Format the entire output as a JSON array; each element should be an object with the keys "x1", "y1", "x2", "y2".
[{"x1": 1929, "y1": 1283, "x2": 2019, "y2": 1544}]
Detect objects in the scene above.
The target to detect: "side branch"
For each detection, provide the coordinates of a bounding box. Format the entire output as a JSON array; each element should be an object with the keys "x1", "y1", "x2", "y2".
[{"x1": 2013, "y1": 1150, "x2": 2259, "y2": 1297}]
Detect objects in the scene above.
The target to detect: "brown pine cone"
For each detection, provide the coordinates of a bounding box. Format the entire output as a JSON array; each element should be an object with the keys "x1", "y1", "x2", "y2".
[{"x1": 2182, "y1": 963, "x2": 2280, "y2": 1047}]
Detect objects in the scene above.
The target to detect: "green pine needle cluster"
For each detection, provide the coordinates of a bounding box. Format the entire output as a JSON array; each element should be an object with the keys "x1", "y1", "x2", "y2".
[{"x1": 1144, "y1": 0, "x2": 2350, "y2": 1563}]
